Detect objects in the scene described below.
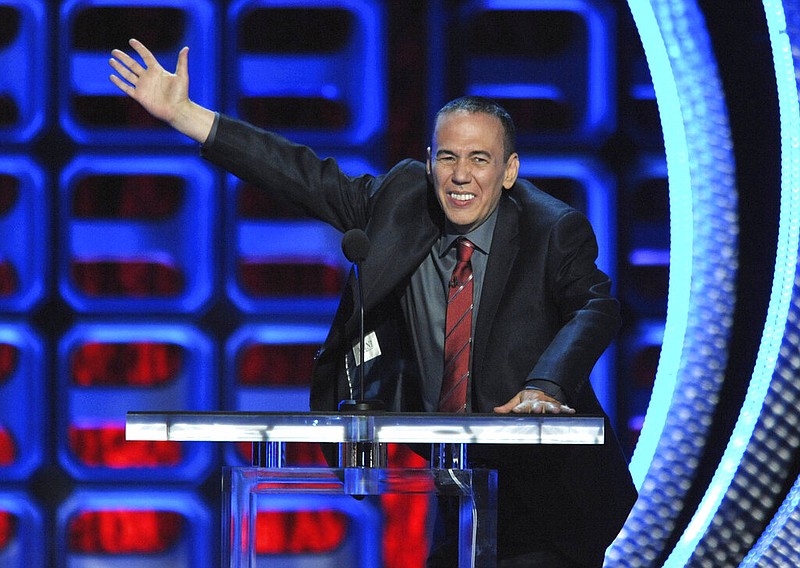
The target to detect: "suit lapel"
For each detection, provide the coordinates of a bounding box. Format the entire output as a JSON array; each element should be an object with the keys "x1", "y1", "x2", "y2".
[
  {"x1": 361, "y1": 211, "x2": 440, "y2": 312},
  {"x1": 341, "y1": 184, "x2": 442, "y2": 341},
  {"x1": 472, "y1": 194, "x2": 520, "y2": 380}
]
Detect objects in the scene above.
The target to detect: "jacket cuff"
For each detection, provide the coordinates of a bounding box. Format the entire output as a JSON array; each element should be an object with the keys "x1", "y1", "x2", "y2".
[
  {"x1": 525, "y1": 380, "x2": 568, "y2": 404},
  {"x1": 200, "y1": 112, "x2": 221, "y2": 150}
]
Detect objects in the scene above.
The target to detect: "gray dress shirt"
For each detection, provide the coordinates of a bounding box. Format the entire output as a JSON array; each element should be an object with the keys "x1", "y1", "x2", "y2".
[{"x1": 401, "y1": 209, "x2": 498, "y2": 411}]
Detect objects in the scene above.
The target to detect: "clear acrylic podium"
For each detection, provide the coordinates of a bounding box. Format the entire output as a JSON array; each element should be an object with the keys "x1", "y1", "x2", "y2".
[{"x1": 126, "y1": 412, "x2": 603, "y2": 568}]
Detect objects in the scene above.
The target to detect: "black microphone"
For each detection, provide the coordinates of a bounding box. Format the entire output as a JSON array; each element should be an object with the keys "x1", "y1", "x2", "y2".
[
  {"x1": 339, "y1": 230, "x2": 384, "y2": 413},
  {"x1": 341, "y1": 228, "x2": 371, "y2": 264}
]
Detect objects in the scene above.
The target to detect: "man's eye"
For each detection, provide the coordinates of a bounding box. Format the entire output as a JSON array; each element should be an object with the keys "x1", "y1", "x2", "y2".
[{"x1": 438, "y1": 156, "x2": 456, "y2": 163}]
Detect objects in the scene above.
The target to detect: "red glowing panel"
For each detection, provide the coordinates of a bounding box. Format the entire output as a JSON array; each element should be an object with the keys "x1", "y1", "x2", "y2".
[
  {"x1": 236, "y1": 343, "x2": 317, "y2": 386},
  {"x1": 0, "y1": 95, "x2": 18, "y2": 128},
  {"x1": 255, "y1": 510, "x2": 347, "y2": 555},
  {"x1": 0, "y1": 427, "x2": 16, "y2": 466},
  {"x1": 0, "y1": 260, "x2": 18, "y2": 297},
  {"x1": 68, "y1": 510, "x2": 183, "y2": 554},
  {"x1": 71, "y1": 259, "x2": 184, "y2": 297},
  {"x1": 237, "y1": 183, "x2": 305, "y2": 219},
  {"x1": 0, "y1": 511, "x2": 16, "y2": 551},
  {"x1": 631, "y1": 344, "x2": 661, "y2": 389},
  {"x1": 0, "y1": 175, "x2": 18, "y2": 215},
  {"x1": 72, "y1": 96, "x2": 167, "y2": 129},
  {"x1": 72, "y1": 175, "x2": 185, "y2": 219},
  {"x1": 382, "y1": 493, "x2": 429, "y2": 568},
  {"x1": 72, "y1": 7, "x2": 187, "y2": 51},
  {"x1": 69, "y1": 425, "x2": 182, "y2": 468},
  {"x1": 236, "y1": 441, "x2": 325, "y2": 466},
  {"x1": 70, "y1": 341, "x2": 183, "y2": 387},
  {"x1": 381, "y1": 445, "x2": 430, "y2": 568},
  {"x1": 239, "y1": 97, "x2": 349, "y2": 130},
  {"x1": 0, "y1": 343, "x2": 17, "y2": 382},
  {"x1": 238, "y1": 259, "x2": 342, "y2": 297}
]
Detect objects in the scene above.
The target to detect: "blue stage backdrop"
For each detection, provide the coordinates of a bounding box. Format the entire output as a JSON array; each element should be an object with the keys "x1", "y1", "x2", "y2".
[{"x1": 0, "y1": 1, "x2": 795, "y2": 567}]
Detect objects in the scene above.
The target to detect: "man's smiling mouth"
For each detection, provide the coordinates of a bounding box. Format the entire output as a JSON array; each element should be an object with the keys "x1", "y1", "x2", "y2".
[{"x1": 449, "y1": 192, "x2": 475, "y2": 202}]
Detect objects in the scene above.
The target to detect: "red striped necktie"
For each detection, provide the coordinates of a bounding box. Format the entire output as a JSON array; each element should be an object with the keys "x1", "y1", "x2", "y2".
[{"x1": 438, "y1": 237, "x2": 475, "y2": 413}]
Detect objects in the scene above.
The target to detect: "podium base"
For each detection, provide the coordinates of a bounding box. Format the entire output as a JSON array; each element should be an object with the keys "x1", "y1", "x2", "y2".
[{"x1": 222, "y1": 466, "x2": 497, "y2": 568}]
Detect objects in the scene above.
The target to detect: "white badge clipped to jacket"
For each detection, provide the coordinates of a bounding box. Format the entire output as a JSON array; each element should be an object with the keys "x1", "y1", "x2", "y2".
[{"x1": 352, "y1": 331, "x2": 381, "y2": 365}]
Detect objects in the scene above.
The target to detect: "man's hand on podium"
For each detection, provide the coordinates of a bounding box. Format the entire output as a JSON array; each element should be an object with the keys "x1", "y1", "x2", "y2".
[{"x1": 493, "y1": 389, "x2": 576, "y2": 415}]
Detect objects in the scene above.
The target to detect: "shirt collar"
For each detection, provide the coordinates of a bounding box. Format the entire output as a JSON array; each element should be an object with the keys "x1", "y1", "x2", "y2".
[{"x1": 438, "y1": 205, "x2": 498, "y2": 258}]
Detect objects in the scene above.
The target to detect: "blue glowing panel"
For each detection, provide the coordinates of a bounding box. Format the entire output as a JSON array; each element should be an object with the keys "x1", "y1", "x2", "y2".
[
  {"x1": 225, "y1": 156, "x2": 377, "y2": 315},
  {"x1": 225, "y1": 323, "x2": 329, "y2": 412},
  {"x1": 457, "y1": 0, "x2": 615, "y2": 143},
  {"x1": 0, "y1": 492, "x2": 44, "y2": 567},
  {"x1": 59, "y1": 0, "x2": 217, "y2": 145},
  {"x1": 622, "y1": 156, "x2": 669, "y2": 316},
  {"x1": 619, "y1": 321, "x2": 664, "y2": 453},
  {"x1": 226, "y1": 0, "x2": 386, "y2": 148},
  {"x1": 223, "y1": 322, "x2": 329, "y2": 466},
  {"x1": 56, "y1": 323, "x2": 216, "y2": 482},
  {"x1": 0, "y1": 156, "x2": 47, "y2": 312},
  {"x1": 57, "y1": 489, "x2": 212, "y2": 568},
  {"x1": 0, "y1": 325, "x2": 44, "y2": 482},
  {"x1": 58, "y1": 155, "x2": 216, "y2": 314},
  {"x1": 0, "y1": 0, "x2": 47, "y2": 143}
]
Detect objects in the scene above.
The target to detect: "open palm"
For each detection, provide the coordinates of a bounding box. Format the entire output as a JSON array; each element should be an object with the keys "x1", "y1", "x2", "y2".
[{"x1": 109, "y1": 38, "x2": 189, "y2": 126}]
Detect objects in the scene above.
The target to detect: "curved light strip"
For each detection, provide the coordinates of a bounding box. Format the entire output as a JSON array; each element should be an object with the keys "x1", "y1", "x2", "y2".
[
  {"x1": 738, "y1": 4, "x2": 800, "y2": 564},
  {"x1": 608, "y1": 1, "x2": 738, "y2": 563},
  {"x1": 741, "y1": 476, "x2": 800, "y2": 566},
  {"x1": 737, "y1": 295, "x2": 800, "y2": 565},
  {"x1": 623, "y1": 0, "x2": 693, "y2": 490},
  {"x1": 663, "y1": 0, "x2": 800, "y2": 564}
]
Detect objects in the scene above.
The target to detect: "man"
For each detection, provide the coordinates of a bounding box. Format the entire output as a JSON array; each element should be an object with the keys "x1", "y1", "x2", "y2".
[{"x1": 109, "y1": 39, "x2": 636, "y2": 567}]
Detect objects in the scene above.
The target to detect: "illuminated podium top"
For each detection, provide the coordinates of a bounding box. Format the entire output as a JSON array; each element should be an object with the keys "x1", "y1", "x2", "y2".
[{"x1": 125, "y1": 411, "x2": 604, "y2": 445}]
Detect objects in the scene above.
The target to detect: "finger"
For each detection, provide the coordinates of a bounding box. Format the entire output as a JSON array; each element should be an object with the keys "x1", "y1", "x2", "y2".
[
  {"x1": 493, "y1": 393, "x2": 526, "y2": 414},
  {"x1": 492, "y1": 401, "x2": 515, "y2": 414},
  {"x1": 129, "y1": 38, "x2": 157, "y2": 68},
  {"x1": 524, "y1": 400, "x2": 565, "y2": 414},
  {"x1": 109, "y1": 73, "x2": 135, "y2": 96},
  {"x1": 536, "y1": 401, "x2": 553, "y2": 413},
  {"x1": 110, "y1": 48, "x2": 145, "y2": 76},
  {"x1": 509, "y1": 399, "x2": 546, "y2": 414},
  {"x1": 175, "y1": 46, "x2": 189, "y2": 77},
  {"x1": 108, "y1": 57, "x2": 139, "y2": 85},
  {"x1": 540, "y1": 402, "x2": 577, "y2": 414}
]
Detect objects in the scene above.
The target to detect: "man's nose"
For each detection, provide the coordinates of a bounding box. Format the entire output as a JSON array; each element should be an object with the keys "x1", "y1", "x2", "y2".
[{"x1": 452, "y1": 159, "x2": 472, "y2": 183}]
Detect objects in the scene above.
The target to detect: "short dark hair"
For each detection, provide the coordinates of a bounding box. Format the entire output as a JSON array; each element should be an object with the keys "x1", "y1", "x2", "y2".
[{"x1": 435, "y1": 96, "x2": 517, "y2": 160}]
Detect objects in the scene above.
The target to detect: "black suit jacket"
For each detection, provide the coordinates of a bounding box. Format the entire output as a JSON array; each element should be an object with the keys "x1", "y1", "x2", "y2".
[{"x1": 203, "y1": 114, "x2": 637, "y2": 565}]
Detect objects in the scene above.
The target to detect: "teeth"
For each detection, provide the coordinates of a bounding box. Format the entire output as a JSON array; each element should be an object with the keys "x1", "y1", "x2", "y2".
[{"x1": 450, "y1": 193, "x2": 474, "y2": 201}]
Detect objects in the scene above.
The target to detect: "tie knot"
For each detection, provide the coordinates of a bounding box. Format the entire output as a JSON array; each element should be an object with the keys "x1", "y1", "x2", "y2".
[{"x1": 456, "y1": 238, "x2": 475, "y2": 263}]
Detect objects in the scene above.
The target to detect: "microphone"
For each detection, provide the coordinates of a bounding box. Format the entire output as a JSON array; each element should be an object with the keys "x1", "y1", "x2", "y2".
[
  {"x1": 339, "y1": 230, "x2": 384, "y2": 413},
  {"x1": 338, "y1": 230, "x2": 385, "y2": 470},
  {"x1": 341, "y1": 228, "x2": 371, "y2": 264}
]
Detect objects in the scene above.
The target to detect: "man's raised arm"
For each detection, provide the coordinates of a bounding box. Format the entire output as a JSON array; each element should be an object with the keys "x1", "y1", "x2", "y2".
[{"x1": 108, "y1": 38, "x2": 215, "y2": 144}]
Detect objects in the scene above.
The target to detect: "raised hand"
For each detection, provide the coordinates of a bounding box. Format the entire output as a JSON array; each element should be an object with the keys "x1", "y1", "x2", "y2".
[{"x1": 108, "y1": 38, "x2": 214, "y2": 142}]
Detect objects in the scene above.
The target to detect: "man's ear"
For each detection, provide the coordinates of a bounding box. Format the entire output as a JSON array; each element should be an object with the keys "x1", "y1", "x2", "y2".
[{"x1": 502, "y1": 153, "x2": 520, "y2": 189}]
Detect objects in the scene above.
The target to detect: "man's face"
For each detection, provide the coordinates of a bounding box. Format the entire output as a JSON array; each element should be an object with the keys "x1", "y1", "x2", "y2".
[{"x1": 427, "y1": 110, "x2": 519, "y2": 234}]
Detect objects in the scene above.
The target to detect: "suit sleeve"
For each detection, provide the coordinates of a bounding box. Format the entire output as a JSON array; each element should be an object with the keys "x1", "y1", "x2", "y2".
[
  {"x1": 526, "y1": 210, "x2": 620, "y2": 405},
  {"x1": 200, "y1": 113, "x2": 372, "y2": 232}
]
